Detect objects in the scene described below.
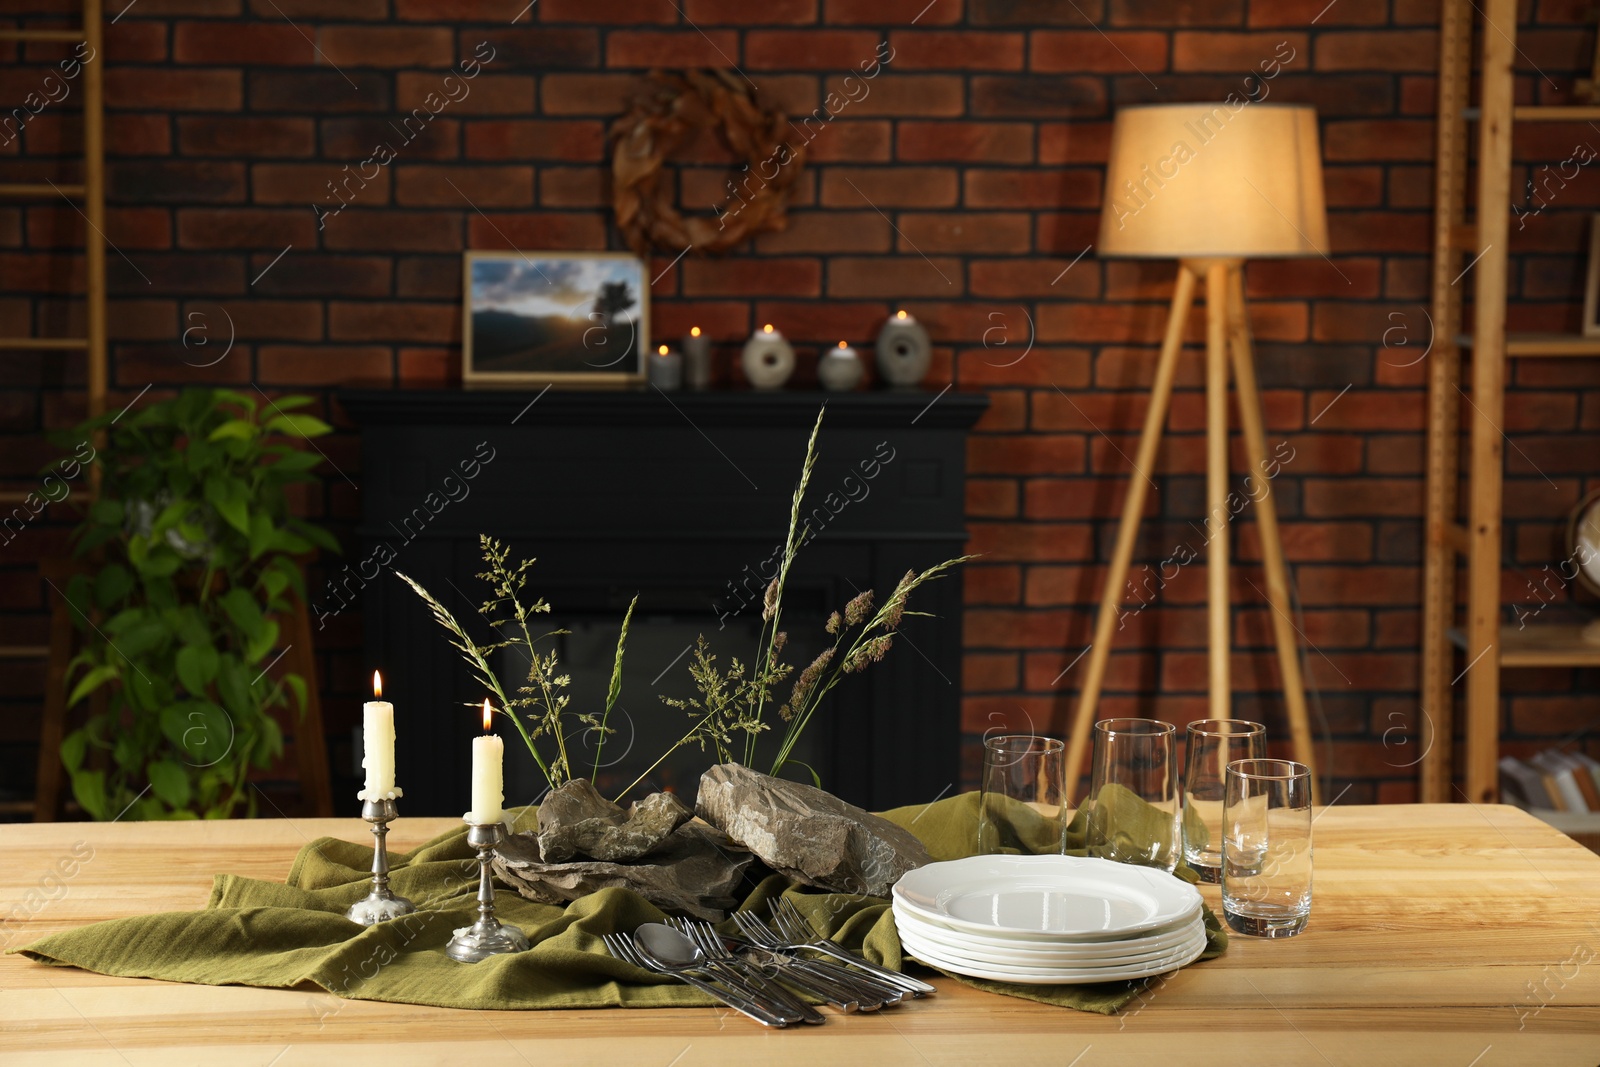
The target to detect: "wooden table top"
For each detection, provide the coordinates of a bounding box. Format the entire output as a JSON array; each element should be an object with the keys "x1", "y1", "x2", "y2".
[{"x1": 2, "y1": 804, "x2": 1598, "y2": 1066}]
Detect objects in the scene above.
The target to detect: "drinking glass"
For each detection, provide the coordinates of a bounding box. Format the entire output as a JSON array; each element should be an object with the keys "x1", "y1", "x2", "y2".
[
  {"x1": 1182, "y1": 719, "x2": 1267, "y2": 882},
  {"x1": 978, "y1": 735, "x2": 1067, "y2": 855},
  {"x1": 1085, "y1": 718, "x2": 1180, "y2": 872},
  {"x1": 1222, "y1": 758, "x2": 1313, "y2": 938}
]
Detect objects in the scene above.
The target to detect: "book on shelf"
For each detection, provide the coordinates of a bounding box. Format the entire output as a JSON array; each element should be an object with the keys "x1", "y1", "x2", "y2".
[
  {"x1": 1504, "y1": 749, "x2": 1600, "y2": 813},
  {"x1": 1570, "y1": 752, "x2": 1600, "y2": 798},
  {"x1": 1556, "y1": 751, "x2": 1600, "y2": 811},
  {"x1": 1499, "y1": 755, "x2": 1553, "y2": 810},
  {"x1": 1529, "y1": 751, "x2": 1587, "y2": 813}
]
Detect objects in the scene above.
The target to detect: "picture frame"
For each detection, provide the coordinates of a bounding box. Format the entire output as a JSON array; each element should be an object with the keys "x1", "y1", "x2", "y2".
[
  {"x1": 1584, "y1": 215, "x2": 1600, "y2": 338},
  {"x1": 462, "y1": 251, "x2": 649, "y2": 388}
]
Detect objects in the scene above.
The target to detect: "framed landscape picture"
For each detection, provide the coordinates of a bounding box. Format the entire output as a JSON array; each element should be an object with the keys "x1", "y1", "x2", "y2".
[{"x1": 463, "y1": 251, "x2": 649, "y2": 387}]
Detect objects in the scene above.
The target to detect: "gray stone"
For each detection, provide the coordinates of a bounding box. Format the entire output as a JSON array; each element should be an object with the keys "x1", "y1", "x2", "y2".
[
  {"x1": 494, "y1": 821, "x2": 754, "y2": 922},
  {"x1": 535, "y1": 778, "x2": 693, "y2": 864},
  {"x1": 694, "y1": 763, "x2": 932, "y2": 897}
]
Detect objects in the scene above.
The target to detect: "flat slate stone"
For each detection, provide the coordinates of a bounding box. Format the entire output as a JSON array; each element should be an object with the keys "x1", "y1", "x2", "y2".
[
  {"x1": 493, "y1": 821, "x2": 754, "y2": 922},
  {"x1": 694, "y1": 762, "x2": 932, "y2": 896},
  {"x1": 535, "y1": 778, "x2": 694, "y2": 864}
]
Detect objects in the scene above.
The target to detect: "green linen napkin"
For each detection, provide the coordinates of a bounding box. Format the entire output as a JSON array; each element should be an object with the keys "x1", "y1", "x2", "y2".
[{"x1": 14, "y1": 790, "x2": 1225, "y2": 1015}]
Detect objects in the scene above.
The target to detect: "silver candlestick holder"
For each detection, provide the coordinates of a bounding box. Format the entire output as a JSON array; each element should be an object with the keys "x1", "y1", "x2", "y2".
[
  {"x1": 445, "y1": 821, "x2": 530, "y2": 963},
  {"x1": 345, "y1": 797, "x2": 417, "y2": 926}
]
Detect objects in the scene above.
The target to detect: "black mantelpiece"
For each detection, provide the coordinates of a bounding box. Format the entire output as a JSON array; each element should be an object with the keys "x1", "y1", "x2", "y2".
[{"x1": 338, "y1": 387, "x2": 988, "y2": 815}]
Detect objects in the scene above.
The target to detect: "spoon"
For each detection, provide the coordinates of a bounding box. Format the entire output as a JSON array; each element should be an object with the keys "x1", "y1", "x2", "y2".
[{"x1": 635, "y1": 923, "x2": 822, "y2": 1025}]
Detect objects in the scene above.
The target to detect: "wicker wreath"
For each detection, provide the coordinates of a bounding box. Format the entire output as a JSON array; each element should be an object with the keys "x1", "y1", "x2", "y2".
[{"x1": 609, "y1": 70, "x2": 806, "y2": 257}]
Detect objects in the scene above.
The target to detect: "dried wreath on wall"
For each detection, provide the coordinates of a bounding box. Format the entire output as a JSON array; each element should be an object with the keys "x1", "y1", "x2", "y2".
[{"x1": 609, "y1": 69, "x2": 806, "y2": 257}]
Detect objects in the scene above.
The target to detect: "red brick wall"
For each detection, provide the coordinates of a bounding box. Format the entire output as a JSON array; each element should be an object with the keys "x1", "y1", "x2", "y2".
[{"x1": 3, "y1": 0, "x2": 1598, "y2": 808}]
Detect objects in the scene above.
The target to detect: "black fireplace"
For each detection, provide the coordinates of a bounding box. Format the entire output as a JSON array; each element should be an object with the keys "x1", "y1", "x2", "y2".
[{"x1": 339, "y1": 388, "x2": 987, "y2": 815}]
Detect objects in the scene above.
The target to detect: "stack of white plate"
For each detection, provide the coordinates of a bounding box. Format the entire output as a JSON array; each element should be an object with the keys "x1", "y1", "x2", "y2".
[{"x1": 891, "y1": 854, "x2": 1207, "y2": 984}]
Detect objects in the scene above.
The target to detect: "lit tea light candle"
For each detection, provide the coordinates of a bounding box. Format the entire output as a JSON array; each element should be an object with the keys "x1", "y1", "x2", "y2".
[
  {"x1": 466, "y1": 698, "x2": 504, "y2": 825},
  {"x1": 360, "y1": 671, "x2": 400, "y2": 801},
  {"x1": 819, "y1": 339, "x2": 864, "y2": 391},
  {"x1": 648, "y1": 342, "x2": 683, "y2": 391},
  {"x1": 742, "y1": 323, "x2": 795, "y2": 389},
  {"x1": 876, "y1": 309, "x2": 932, "y2": 388}
]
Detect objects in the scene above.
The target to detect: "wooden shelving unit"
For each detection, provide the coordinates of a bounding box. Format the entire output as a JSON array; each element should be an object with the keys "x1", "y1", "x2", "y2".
[
  {"x1": 1421, "y1": 0, "x2": 1600, "y2": 804},
  {"x1": 0, "y1": 3, "x2": 106, "y2": 821}
]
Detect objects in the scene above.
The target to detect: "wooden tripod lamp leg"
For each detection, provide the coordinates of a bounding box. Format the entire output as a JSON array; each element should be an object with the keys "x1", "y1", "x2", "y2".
[
  {"x1": 1225, "y1": 266, "x2": 1321, "y2": 802},
  {"x1": 1063, "y1": 264, "x2": 1197, "y2": 801},
  {"x1": 1204, "y1": 261, "x2": 1233, "y2": 718}
]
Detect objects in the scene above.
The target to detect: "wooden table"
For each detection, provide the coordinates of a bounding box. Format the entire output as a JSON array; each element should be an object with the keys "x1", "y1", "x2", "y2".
[{"x1": 2, "y1": 805, "x2": 1598, "y2": 1066}]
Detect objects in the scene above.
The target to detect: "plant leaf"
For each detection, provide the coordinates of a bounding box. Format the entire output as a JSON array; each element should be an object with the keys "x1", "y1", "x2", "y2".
[
  {"x1": 175, "y1": 643, "x2": 219, "y2": 695},
  {"x1": 265, "y1": 413, "x2": 333, "y2": 438},
  {"x1": 204, "y1": 475, "x2": 250, "y2": 536},
  {"x1": 219, "y1": 587, "x2": 264, "y2": 639},
  {"x1": 68, "y1": 664, "x2": 120, "y2": 707},
  {"x1": 70, "y1": 769, "x2": 108, "y2": 820},
  {"x1": 285, "y1": 674, "x2": 308, "y2": 717},
  {"x1": 92, "y1": 563, "x2": 133, "y2": 609},
  {"x1": 147, "y1": 759, "x2": 192, "y2": 808},
  {"x1": 207, "y1": 419, "x2": 257, "y2": 443},
  {"x1": 61, "y1": 730, "x2": 87, "y2": 772}
]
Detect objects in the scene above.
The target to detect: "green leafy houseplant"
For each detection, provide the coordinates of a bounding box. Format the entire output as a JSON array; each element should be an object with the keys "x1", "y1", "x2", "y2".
[
  {"x1": 58, "y1": 388, "x2": 338, "y2": 820},
  {"x1": 399, "y1": 408, "x2": 972, "y2": 803}
]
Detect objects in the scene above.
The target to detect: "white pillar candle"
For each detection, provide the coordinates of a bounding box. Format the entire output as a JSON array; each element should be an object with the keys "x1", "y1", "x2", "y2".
[
  {"x1": 360, "y1": 670, "x2": 400, "y2": 801},
  {"x1": 466, "y1": 699, "x2": 504, "y2": 824}
]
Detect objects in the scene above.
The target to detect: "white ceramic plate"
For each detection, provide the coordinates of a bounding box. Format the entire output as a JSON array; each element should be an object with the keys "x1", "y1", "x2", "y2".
[
  {"x1": 899, "y1": 923, "x2": 1208, "y2": 985},
  {"x1": 893, "y1": 899, "x2": 1199, "y2": 954},
  {"x1": 894, "y1": 904, "x2": 1204, "y2": 965},
  {"x1": 893, "y1": 854, "x2": 1202, "y2": 941}
]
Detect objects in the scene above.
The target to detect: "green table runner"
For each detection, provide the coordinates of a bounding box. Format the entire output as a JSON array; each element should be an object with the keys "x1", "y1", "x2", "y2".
[{"x1": 14, "y1": 790, "x2": 1226, "y2": 1015}]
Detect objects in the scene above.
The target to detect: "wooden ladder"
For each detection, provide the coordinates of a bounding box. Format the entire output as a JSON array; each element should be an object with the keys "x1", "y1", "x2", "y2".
[
  {"x1": 0, "y1": 2, "x2": 104, "y2": 819},
  {"x1": 1421, "y1": 0, "x2": 1600, "y2": 804}
]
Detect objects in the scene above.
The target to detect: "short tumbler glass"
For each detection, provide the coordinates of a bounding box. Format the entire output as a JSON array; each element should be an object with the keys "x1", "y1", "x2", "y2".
[
  {"x1": 1222, "y1": 758, "x2": 1313, "y2": 938},
  {"x1": 1182, "y1": 719, "x2": 1267, "y2": 883},
  {"x1": 1086, "y1": 718, "x2": 1180, "y2": 872},
  {"x1": 978, "y1": 735, "x2": 1068, "y2": 855}
]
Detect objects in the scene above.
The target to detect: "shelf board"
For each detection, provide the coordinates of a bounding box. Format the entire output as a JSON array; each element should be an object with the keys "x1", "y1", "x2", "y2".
[
  {"x1": 1464, "y1": 106, "x2": 1600, "y2": 121},
  {"x1": 1456, "y1": 332, "x2": 1600, "y2": 357},
  {"x1": 1450, "y1": 623, "x2": 1600, "y2": 668}
]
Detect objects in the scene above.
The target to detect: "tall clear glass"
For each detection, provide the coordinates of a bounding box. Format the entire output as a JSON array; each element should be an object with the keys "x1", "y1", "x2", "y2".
[
  {"x1": 978, "y1": 735, "x2": 1067, "y2": 855},
  {"x1": 1086, "y1": 718, "x2": 1180, "y2": 872},
  {"x1": 1223, "y1": 758, "x2": 1313, "y2": 938},
  {"x1": 1182, "y1": 719, "x2": 1267, "y2": 882}
]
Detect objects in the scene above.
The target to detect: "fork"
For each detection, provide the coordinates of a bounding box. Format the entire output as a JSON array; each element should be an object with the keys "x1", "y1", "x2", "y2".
[
  {"x1": 600, "y1": 932, "x2": 793, "y2": 1028},
  {"x1": 693, "y1": 923, "x2": 872, "y2": 1014},
  {"x1": 733, "y1": 909, "x2": 904, "y2": 1006},
  {"x1": 773, "y1": 897, "x2": 938, "y2": 997},
  {"x1": 668, "y1": 919, "x2": 827, "y2": 1024}
]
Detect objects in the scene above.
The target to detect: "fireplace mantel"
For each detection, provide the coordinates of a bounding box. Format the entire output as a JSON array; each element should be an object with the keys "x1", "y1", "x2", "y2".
[{"x1": 339, "y1": 387, "x2": 988, "y2": 814}]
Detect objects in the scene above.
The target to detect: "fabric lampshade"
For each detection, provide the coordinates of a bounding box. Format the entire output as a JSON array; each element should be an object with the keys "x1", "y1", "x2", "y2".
[{"x1": 1097, "y1": 103, "x2": 1329, "y2": 259}]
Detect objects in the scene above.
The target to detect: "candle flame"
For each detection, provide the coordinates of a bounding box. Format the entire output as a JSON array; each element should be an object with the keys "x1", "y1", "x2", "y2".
[
  {"x1": 482, "y1": 698, "x2": 492, "y2": 731},
  {"x1": 762, "y1": 323, "x2": 774, "y2": 333},
  {"x1": 373, "y1": 670, "x2": 382, "y2": 699},
  {"x1": 838, "y1": 340, "x2": 847, "y2": 348},
  {"x1": 896, "y1": 310, "x2": 907, "y2": 320},
  {"x1": 690, "y1": 326, "x2": 701, "y2": 337},
  {"x1": 658, "y1": 344, "x2": 668, "y2": 355}
]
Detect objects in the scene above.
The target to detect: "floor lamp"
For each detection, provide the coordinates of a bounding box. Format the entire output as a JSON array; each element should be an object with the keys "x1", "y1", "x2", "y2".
[{"x1": 1063, "y1": 103, "x2": 1328, "y2": 802}]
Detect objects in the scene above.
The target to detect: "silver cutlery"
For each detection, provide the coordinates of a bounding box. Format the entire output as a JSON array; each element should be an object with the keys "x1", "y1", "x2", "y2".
[
  {"x1": 772, "y1": 897, "x2": 938, "y2": 997},
  {"x1": 733, "y1": 908, "x2": 909, "y2": 1004},
  {"x1": 599, "y1": 931, "x2": 795, "y2": 1028},
  {"x1": 666, "y1": 919, "x2": 829, "y2": 1023}
]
